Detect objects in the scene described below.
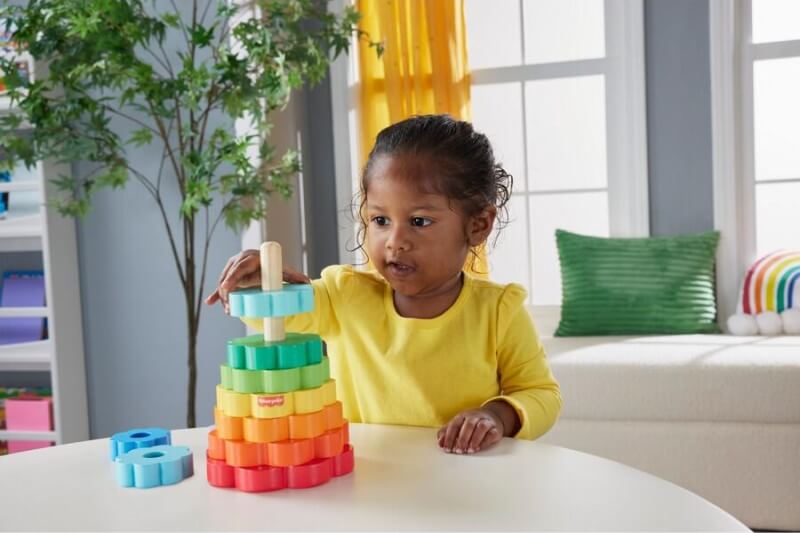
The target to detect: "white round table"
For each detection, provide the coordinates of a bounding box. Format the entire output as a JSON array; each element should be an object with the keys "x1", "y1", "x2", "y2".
[{"x1": 0, "y1": 423, "x2": 748, "y2": 531}]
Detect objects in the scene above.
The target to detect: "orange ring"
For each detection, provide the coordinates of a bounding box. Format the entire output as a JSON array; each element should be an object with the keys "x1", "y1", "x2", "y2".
[
  {"x1": 207, "y1": 429, "x2": 227, "y2": 460},
  {"x1": 289, "y1": 409, "x2": 327, "y2": 440},
  {"x1": 314, "y1": 424, "x2": 346, "y2": 458},
  {"x1": 267, "y1": 438, "x2": 315, "y2": 467},
  {"x1": 224, "y1": 439, "x2": 269, "y2": 467},
  {"x1": 243, "y1": 415, "x2": 289, "y2": 443},
  {"x1": 323, "y1": 401, "x2": 344, "y2": 430},
  {"x1": 214, "y1": 407, "x2": 244, "y2": 441}
]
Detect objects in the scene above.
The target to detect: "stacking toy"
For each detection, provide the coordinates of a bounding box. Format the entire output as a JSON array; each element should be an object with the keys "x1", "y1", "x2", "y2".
[{"x1": 207, "y1": 242, "x2": 354, "y2": 492}]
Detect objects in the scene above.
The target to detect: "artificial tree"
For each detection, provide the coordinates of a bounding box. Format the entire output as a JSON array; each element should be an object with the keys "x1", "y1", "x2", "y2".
[{"x1": 0, "y1": 0, "x2": 377, "y2": 427}]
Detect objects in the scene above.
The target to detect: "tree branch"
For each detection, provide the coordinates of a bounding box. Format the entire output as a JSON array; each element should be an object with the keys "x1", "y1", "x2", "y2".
[
  {"x1": 126, "y1": 164, "x2": 186, "y2": 286},
  {"x1": 102, "y1": 104, "x2": 160, "y2": 137},
  {"x1": 195, "y1": 204, "x2": 211, "y2": 323},
  {"x1": 189, "y1": 0, "x2": 198, "y2": 155},
  {"x1": 156, "y1": 117, "x2": 176, "y2": 193},
  {"x1": 156, "y1": 39, "x2": 176, "y2": 79},
  {"x1": 170, "y1": 0, "x2": 192, "y2": 51},
  {"x1": 145, "y1": 98, "x2": 185, "y2": 194},
  {"x1": 141, "y1": 45, "x2": 173, "y2": 78}
]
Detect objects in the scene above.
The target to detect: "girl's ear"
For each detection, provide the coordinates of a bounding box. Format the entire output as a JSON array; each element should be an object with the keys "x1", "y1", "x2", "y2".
[{"x1": 467, "y1": 206, "x2": 497, "y2": 246}]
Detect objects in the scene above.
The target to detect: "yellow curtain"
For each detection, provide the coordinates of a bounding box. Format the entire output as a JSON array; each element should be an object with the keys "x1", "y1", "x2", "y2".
[{"x1": 356, "y1": 0, "x2": 488, "y2": 277}]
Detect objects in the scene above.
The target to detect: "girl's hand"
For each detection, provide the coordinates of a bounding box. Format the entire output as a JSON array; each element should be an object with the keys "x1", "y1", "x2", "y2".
[
  {"x1": 204, "y1": 249, "x2": 310, "y2": 313},
  {"x1": 437, "y1": 408, "x2": 505, "y2": 454}
]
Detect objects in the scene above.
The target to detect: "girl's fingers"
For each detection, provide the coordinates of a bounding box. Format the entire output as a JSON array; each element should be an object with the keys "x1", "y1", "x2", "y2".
[
  {"x1": 454, "y1": 416, "x2": 480, "y2": 454},
  {"x1": 478, "y1": 427, "x2": 503, "y2": 451},
  {"x1": 283, "y1": 267, "x2": 311, "y2": 284},
  {"x1": 468, "y1": 419, "x2": 494, "y2": 453},
  {"x1": 216, "y1": 255, "x2": 237, "y2": 289},
  {"x1": 238, "y1": 270, "x2": 263, "y2": 288},
  {"x1": 205, "y1": 289, "x2": 221, "y2": 305},
  {"x1": 207, "y1": 256, "x2": 238, "y2": 304},
  {"x1": 441, "y1": 414, "x2": 465, "y2": 452},
  {"x1": 221, "y1": 254, "x2": 260, "y2": 290}
]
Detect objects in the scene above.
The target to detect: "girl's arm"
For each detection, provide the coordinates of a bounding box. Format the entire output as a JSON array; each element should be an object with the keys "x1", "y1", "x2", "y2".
[{"x1": 484, "y1": 303, "x2": 562, "y2": 440}]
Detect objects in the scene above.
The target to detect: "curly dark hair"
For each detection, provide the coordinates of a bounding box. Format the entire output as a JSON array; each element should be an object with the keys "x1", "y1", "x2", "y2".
[{"x1": 352, "y1": 114, "x2": 513, "y2": 272}]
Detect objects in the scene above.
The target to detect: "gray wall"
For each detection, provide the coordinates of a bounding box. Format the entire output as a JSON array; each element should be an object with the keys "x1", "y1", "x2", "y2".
[{"x1": 645, "y1": 0, "x2": 715, "y2": 236}]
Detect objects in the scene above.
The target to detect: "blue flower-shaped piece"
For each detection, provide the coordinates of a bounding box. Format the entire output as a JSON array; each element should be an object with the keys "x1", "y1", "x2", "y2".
[
  {"x1": 228, "y1": 284, "x2": 314, "y2": 318},
  {"x1": 114, "y1": 445, "x2": 194, "y2": 488},
  {"x1": 109, "y1": 427, "x2": 171, "y2": 461}
]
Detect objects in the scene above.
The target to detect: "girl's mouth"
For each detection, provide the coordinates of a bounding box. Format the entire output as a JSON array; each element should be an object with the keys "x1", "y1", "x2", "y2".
[{"x1": 386, "y1": 261, "x2": 416, "y2": 278}]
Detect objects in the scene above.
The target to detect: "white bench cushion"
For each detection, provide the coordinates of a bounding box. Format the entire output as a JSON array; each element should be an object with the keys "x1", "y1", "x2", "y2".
[{"x1": 541, "y1": 333, "x2": 800, "y2": 423}]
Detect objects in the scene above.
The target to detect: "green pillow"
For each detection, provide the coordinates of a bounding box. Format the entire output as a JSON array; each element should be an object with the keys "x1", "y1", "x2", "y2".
[{"x1": 555, "y1": 229, "x2": 721, "y2": 336}]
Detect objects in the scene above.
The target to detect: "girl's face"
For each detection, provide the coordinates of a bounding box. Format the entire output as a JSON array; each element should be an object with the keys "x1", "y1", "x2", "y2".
[{"x1": 365, "y1": 154, "x2": 493, "y2": 298}]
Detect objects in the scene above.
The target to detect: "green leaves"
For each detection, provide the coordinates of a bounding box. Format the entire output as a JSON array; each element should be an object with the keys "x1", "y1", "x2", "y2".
[
  {"x1": 128, "y1": 128, "x2": 154, "y2": 147},
  {"x1": 0, "y1": 0, "x2": 371, "y2": 231}
]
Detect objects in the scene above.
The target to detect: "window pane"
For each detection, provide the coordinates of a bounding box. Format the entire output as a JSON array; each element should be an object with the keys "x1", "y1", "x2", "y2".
[
  {"x1": 471, "y1": 83, "x2": 526, "y2": 191},
  {"x1": 752, "y1": 0, "x2": 800, "y2": 43},
  {"x1": 756, "y1": 182, "x2": 800, "y2": 256},
  {"x1": 488, "y1": 195, "x2": 530, "y2": 297},
  {"x1": 753, "y1": 58, "x2": 800, "y2": 181},
  {"x1": 524, "y1": 0, "x2": 605, "y2": 64},
  {"x1": 464, "y1": 0, "x2": 522, "y2": 69},
  {"x1": 525, "y1": 75, "x2": 607, "y2": 191},
  {"x1": 529, "y1": 191, "x2": 609, "y2": 305}
]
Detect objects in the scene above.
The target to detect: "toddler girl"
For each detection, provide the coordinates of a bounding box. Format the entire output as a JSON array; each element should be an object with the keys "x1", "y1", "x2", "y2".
[{"x1": 206, "y1": 114, "x2": 561, "y2": 454}]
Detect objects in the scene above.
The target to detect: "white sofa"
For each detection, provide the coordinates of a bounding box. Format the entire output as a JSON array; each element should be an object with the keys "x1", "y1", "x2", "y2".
[{"x1": 531, "y1": 308, "x2": 800, "y2": 531}]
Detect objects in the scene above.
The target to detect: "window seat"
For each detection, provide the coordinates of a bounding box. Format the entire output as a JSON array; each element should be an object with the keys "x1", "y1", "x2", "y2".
[{"x1": 532, "y1": 307, "x2": 800, "y2": 531}]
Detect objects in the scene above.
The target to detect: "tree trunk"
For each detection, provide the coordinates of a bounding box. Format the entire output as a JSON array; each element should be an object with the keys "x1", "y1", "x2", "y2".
[
  {"x1": 186, "y1": 317, "x2": 197, "y2": 428},
  {"x1": 185, "y1": 248, "x2": 198, "y2": 428}
]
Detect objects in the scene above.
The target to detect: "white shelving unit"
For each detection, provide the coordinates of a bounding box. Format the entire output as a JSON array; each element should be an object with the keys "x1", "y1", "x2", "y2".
[{"x1": 1, "y1": 50, "x2": 89, "y2": 446}]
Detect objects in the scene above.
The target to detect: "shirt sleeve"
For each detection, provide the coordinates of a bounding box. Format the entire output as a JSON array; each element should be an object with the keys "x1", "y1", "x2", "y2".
[
  {"x1": 482, "y1": 285, "x2": 562, "y2": 440},
  {"x1": 240, "y1": 266, "x2": 343, "y2": 338}
]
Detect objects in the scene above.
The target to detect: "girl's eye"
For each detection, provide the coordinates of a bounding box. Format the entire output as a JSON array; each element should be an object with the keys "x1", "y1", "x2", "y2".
[
  {"x1": 371, "y1": 216, "x2": 389, "y2": 226},
  {"x1": 410, "y1": 217, "x2": 432, "y2": 227}
]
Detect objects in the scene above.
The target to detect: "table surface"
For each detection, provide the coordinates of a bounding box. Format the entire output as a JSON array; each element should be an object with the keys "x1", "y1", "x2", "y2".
[{"x1": 0, "y1": 423, "x2": 748, "y2": 531}]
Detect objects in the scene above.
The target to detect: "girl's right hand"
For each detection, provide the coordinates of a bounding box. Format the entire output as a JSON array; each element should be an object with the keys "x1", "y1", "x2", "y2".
[{"x1": 204, "y1": 249, "x2": 310, "y2": 314}]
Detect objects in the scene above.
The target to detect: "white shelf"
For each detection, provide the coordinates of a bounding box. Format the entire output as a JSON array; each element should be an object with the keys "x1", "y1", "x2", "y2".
[
  {"x1": 0, "y1": 340, "x2": 51, "y2": 371},
  {"x1": 0, "y1": 429, "x2": 56, "y2": 441},
  {"x1": 0, "y1": 50, "x2": 33, "y2": 120},
  {"x1": 0, "y1": 182, "x2": 40, "y2": 193},
  {"x1": 0, "y1": 96, "x2": 33, "y2": 128},
  {"x1": 1, "y1": 52, "x2": 89, "y2": 447},
  {"x1": 0, "y1": 95, "x2": 16, "y2": 114},
  {"x1": 0, "y1": 205, "x2": 43, "y2": 251},
  {"x1": 0, "y1": 307, "x2": 48, "y2": 318}
]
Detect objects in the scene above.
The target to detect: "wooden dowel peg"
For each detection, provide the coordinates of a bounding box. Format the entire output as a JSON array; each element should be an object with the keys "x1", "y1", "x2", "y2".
[{"x1": 260, "y1": 242, "x2": 285, "y2": 342}]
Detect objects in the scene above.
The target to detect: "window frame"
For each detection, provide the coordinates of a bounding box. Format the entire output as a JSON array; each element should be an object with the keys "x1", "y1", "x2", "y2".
[{"x1": 709, "y1": 0, "x2": 800, "y2": 328}]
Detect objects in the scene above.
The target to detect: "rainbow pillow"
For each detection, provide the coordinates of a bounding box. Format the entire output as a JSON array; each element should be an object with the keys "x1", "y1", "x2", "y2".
[{"x1": 728, "y1": 250, "x2": 800, "y2": 335}]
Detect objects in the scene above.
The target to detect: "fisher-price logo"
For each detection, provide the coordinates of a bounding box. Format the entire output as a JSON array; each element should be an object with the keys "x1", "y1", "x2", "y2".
[{"x1": 258, "y1": 395, "x2": 285, "y2": 407}]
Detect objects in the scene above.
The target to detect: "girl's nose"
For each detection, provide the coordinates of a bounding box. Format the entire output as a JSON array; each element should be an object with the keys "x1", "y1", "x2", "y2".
[{"x1": 385, "y1": 225, "x2": 411, "y2": 251}]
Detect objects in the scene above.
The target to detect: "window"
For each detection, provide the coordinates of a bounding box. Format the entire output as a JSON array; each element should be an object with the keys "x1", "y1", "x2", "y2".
[
  {"x1": 464, "y1": 0, "x2": 648, "y2": 305},
  {"x1": 330, "y1": 0, "x2": 648, "y2": 307},
  {"x1": 710, "y1": 0, "x2": 800, "y2": 323}
]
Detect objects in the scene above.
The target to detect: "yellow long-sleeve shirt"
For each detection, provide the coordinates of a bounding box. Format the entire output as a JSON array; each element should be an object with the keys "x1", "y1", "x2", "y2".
[{"x1": 244, "y1": 265, "x2": 561, "y2": 440}]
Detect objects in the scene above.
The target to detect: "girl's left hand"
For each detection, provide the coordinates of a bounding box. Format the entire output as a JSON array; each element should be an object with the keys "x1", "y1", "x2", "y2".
[{"x1": 437, "y1": 408, "x2": 504, "y2": 454}]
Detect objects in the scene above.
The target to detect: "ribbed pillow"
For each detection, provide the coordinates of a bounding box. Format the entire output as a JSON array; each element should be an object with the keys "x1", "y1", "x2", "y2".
[{"x1": 555, "y1": 229, "x2": 720, "y2": 336}]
